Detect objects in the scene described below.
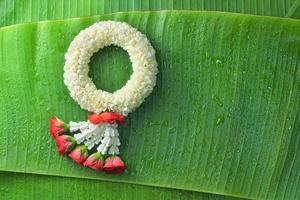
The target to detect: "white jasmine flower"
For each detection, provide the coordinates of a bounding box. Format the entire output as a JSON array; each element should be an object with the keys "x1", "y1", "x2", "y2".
[{"x1": 64, "y1": 21, "x2": 158, "y2": 114}]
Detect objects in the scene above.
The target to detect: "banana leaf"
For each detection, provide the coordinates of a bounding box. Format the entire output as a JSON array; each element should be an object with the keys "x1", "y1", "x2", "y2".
[
  {"x1": 0, "y1": 0, "x2": 300, "y2": 27},
  {"x1": 0, "y1": 11, "x2": 300, "y2": 199},
  {"x1": 0, "y1": 171, "x2": 243, "y2": 200},
  {"x1": 286, "y1": 0, "x2": 300, "y2": 18}
]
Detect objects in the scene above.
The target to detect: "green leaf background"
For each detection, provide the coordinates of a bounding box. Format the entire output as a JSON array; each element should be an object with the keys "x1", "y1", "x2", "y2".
[
  {"x1": 0, "y1": 1, "x2": 300, "y2": 200},
  {"x1": 1, "y1": 0, "x2": 300, "y2": 28}
]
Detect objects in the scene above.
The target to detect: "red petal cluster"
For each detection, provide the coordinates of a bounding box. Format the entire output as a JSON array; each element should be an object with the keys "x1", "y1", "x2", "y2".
[
  {"x1": 88, "y1": 112, "x2": 125, "y2": 125},
  {"x1": 68, "y1": 145, "x2": 89, "y2": 164},
  {"x1": 49, "y1": 117, "x2": 69, "y2": 138},
  {"x1": 83, "y1": 152, "x2": 104, "y2": 172},
  {"x1": 103, "y1": 156, "x2": 126, "y2": 174},
  {"x1": 55, "y1": 135, "x2": 76, "y2": 155}
]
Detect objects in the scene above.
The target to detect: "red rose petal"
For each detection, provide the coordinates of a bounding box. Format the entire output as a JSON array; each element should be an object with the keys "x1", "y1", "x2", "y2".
[{"x1": 88, "y1": 112, "x2": 125, "y2": 125}]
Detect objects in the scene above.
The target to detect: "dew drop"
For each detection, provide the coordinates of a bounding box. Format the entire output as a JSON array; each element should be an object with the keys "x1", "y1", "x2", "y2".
[
  {"x1": 216, "y1": 59, "x2": 222, "y2": 67},
  {"x1": 168, "y1": 127, "x2": 177, "y2": 134},
  {"x1": 267, "y1": 86, "x2": 272, "y2": 90},
  {"x1": 161, "y1": 120, "x2": 169, "y2": 127},
  {"x1": 215, "y1": 116, "x2": 225, "y2": 126},
  {"x1": 213, "y1": 96, "x2": 223, "y2": 107},
  {"x1": 146, "y1": 121, "x2": 154, "y2": 128}
]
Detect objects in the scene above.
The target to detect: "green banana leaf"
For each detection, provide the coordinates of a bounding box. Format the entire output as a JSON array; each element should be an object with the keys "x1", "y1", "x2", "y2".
[
  {"x1": 0, "y1": 11, "x2": 300, "y2": 199},
  {"x1": 0, "y1": 0, "x2": 300, "y2": 27},
  {"x1": 286, "y1": 0, "x2": 300, "y2": 18},
  {"x1": 1, "y1": 171, "x2": 243, "y2": 200}
]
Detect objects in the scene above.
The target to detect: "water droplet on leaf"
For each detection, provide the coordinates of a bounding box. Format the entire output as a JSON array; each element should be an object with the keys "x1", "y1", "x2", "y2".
[
  {"x1": 215, "y1": 116, "x2": 225, "y2": 126},
  {"x1": 213, "y1": 96, "x2": 223, "y2": 107},
  {"x1": 216, "y1": 59, "x2": 222, "y2": 67}
]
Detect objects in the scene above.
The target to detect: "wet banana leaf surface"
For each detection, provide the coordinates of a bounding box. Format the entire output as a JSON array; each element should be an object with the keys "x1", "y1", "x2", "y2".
[
  {"x1": 1, "y1": 0, "x2": 300, "y2": 28},
  {"x1": 0, "y1": 11, "x2": 300, "y2": 199}
]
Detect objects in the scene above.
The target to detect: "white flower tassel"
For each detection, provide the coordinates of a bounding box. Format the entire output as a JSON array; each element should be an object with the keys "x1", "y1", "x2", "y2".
[
  {"x1": 69, "y1": 121, "x2": 121, "y2": 155},
  {"x1": 97, "y1": 124, "x2": 120, "y2": 155}
]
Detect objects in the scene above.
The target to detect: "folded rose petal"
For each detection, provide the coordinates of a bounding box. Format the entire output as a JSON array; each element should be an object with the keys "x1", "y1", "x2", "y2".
[
  {"x1": 83, "y1": 152, "x2": 104, "y2": 172},
  {"x1": 49, "y1": 117, "x2": 69, "y2": 138},
  {"x1": 68, "y1": 145, "x2": 88, "y2": 164},
  {"x1": 88, "y1": 112, "x2": 125, "y2": 125},
  {"x1": 103, "y1": 156, "x2": 126, "y2": 174},
  {"x1": 55, "y1": 135, "x2": 76, "y2": 155}
]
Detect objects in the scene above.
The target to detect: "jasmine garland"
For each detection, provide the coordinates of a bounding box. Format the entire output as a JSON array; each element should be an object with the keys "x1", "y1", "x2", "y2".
[
  {"x1": 63, "y1": 21, "x2": 158, "y2": 114},
  {"x1": 49, "y1": 21, "x2": 158, "y2": 174}
]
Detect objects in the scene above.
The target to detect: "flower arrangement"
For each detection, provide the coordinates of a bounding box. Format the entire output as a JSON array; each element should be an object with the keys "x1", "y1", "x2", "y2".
[
  {"x1": 49, "y1": 114, "x2": 126, "y2": 174},
  {"x1": 49, "y1": 21, "x2": 157, "y2": 174}
]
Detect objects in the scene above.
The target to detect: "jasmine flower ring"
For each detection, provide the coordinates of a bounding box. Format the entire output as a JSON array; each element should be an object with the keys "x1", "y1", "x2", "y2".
[{"x1": 63, "y1": 21, "x2": 158, "y2": 114}]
